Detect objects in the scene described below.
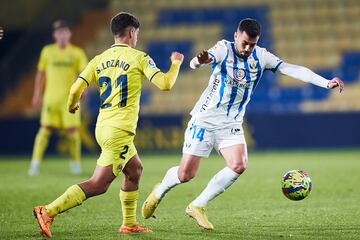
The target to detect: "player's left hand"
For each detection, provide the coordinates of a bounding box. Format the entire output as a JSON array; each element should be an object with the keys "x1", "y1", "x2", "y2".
[
  {"x1": 327, "y1": 77, "x2": 344, "y2": 93},
  {"x1": 69, "y1": 103, "x2": 79, "y2": 114}
]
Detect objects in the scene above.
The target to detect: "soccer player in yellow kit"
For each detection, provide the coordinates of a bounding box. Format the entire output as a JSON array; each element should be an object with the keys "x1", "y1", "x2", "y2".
[
  {"x1": 33, "y1": 12, "x2": 184, "y2": 237},
  {"x1": 28, "y1": 20, "x2": 88, "y2": 176}
]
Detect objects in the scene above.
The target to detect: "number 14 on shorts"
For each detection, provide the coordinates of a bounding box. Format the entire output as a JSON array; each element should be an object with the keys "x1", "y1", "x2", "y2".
[{"x1": 190, "y1": 125, "x2": 205, "y2": 142}]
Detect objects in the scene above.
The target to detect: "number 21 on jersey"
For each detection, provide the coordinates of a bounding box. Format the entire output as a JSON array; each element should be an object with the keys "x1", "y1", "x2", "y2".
[{"x1": 98, "y1": 74, "x2": 128, "y2": 109}]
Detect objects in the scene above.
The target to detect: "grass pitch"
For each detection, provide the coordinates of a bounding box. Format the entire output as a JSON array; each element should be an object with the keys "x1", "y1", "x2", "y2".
[{"x1": 0, "y1": 149, "x2": 359, "y2": 239}]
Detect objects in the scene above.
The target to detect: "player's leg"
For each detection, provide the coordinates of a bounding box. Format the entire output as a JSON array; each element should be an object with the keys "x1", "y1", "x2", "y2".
[
  {"x1": 29, "y1": 104, "x2": 61, "y2": 176},
  {"x1": 28, "y1": 126, "x2": 52, "y2": 176},
  {"x1": 191, "y1": 144, "x2": 247, "y2": 207},
  {"x1": 187, "y1": 128, "x2": 247, "y2": 229},
  {"x1": 158, "y1": 153, "x2": 202, "y2": 197},
  {"x1": 118, "y1": 154, "x2": 152, "y2": 233},
  {"x1": 142, "y1": 123, "x2": 214, "y2": 219},
  {"x1": 34, "y1": 164, "x2": 115, "y2": 237},
  {"x1": 63, "y1": 106, "x2": 82, "y2": 174},
  {"x1": 67, "y1": 127, "x2": 82, "y2": 174},
  {"x1": 141, "y1": 153, "x2": 201, "y2": 219}
]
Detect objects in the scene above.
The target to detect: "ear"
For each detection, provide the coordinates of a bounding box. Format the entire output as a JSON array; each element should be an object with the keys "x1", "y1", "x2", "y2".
[
  {"x1": 234, "y1": 31, "x2": 238, "y2": 41},
  {"x1": 128, "y1": 27, "x2": 135, "y2": 39}
]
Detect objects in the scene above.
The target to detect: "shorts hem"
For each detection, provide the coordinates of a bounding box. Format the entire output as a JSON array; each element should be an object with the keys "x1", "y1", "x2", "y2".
[
  {"x1": 182, "y1": 150, "x2": 210, "y2": 158},
  {"x1": 218, "y1": 141, "x2": 246, "y2": 150}
]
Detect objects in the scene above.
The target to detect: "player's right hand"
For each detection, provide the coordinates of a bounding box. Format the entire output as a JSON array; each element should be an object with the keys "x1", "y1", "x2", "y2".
[
  {"x1": 69, "y1": 103, "x2": 79, "y2": 114},
  {"x1": 197, "y1": 50, "x2": 213, "y2": 64},
  {"x1": 170, "y1": 52, "x2": 184, "y2": 62}
]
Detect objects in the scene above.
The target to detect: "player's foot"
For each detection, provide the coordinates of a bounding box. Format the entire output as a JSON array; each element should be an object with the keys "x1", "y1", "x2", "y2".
[
  {"x1": 70, "y1": 161, "x2": 82, "y2": 175},
  {"x1": 33, "y1": 206, "x2": 54, "y2": 237},
  {"x1": 185, "y1": 204, "x2": 214, "y2": 230},
  {"x1": 118, "y1": 224, "x2": 152, "y2": 234},
  {"x1": 28, "y1": 161, "x2": 40, "y2": 176},
  {"x1": 142, "y1": 183, "x2": 161, "y2": 219}
]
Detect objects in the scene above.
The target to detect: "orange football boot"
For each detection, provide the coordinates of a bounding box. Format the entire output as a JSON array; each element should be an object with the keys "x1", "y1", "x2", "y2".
[
  {"x1": 118, "y1": 224, "x2": 152, "y2": 234},
  {"x1": 33, "y1": 206, "x2": 54, "y2": 237}
]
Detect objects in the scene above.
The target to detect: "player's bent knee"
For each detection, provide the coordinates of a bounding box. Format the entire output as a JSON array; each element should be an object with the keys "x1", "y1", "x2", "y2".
[
  {"x1": 178, "y1": 171, "x2": 195, "y2": 183},
  {"x1": 230, "y1": 161, "x2": 247, "y2": 174}
]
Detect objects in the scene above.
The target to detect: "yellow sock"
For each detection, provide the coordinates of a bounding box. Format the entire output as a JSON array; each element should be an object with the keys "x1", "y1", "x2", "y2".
[
  {"x1": 68, "y1": 130, "x2": 81, "y2": 162},
  {"x1": 46, "y1": 184, "x2": 86, "y2": 217},
  {"x1": 120, "y1": 190, "x2": 138, "y2": 227},
  {"x1": 32, "y1": 127, "x2": 51, "y2": 162}
]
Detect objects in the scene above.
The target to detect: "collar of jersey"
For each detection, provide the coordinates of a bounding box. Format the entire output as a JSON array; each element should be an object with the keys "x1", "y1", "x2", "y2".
[{"x1": 111, "y1": 43, "x2": 129, "y2": 48}]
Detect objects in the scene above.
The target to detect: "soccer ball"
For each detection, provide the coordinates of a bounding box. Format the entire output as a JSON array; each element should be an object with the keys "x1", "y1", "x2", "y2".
[{"x1": 281, "y1": 170, "x2": 312, "y2": 201}]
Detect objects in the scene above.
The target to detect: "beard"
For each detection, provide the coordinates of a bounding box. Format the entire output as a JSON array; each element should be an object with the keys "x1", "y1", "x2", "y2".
[{"x1": 238, "y1": 52, "x2": 251, "y2": 59}]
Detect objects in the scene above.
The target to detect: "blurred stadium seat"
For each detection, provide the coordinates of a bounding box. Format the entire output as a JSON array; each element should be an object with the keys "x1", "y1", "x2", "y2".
[{"x1": 0, "y1": 0, "x2": 359, "y2": 117}]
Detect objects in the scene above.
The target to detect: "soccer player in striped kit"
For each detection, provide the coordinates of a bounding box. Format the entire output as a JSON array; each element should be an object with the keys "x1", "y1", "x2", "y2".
[{"x1": 142, "y1": 18, "x2": 344, "y2": 230}]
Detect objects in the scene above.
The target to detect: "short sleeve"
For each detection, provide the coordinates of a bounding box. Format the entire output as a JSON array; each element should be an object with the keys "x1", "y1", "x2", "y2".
[
  {"x1": 140, "y1": 53, "x2": 161, "y2": 81},
  {"x1": 263, "y1": 49, "x2": 283, "y2": 72},
  {"x1": 79, "y1": 57, "x2": 97, "y2": 86},
  {"x1": 77, "y1": 49, "x2": 88, "y2": 72},
  {"x1": 37, "y1": 47, "x2": 47, "y2": 72},
  {"x1": 207, "y1": 40, "x2": 228, "y2": 64}
]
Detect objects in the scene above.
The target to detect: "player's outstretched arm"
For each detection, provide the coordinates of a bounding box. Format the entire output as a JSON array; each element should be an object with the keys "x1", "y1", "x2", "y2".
[
  {"x1": 32, "y1": 71, "x2": 45, "y2": 110},
  {"x1": 189, "y1": 50, "x2": 213, "y2": 69},
  {"x1": 152, "y1": 52, "x2": 184, "y2": 91},
  {"x1": 278, "y1": 62, "x2": 344, "y2": 92},
  {"x1": 67, "y1": 78, "x2": 88, "y2": 113}
]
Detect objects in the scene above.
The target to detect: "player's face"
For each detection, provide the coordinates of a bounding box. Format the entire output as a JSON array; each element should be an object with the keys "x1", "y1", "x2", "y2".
[
  {"x1": 129, "y1": 27, "x2": 139, "y2": 47},
  {"x1": 53, "y1": 28, "x2": 71, "y2": 47},
  {"x1": 234, "y1": 30, "x2": 259, "y2": 58}
]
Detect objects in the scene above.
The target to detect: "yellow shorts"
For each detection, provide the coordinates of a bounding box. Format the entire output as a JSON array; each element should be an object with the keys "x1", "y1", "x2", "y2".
[
  {"x1": 95, "y1": 125, "x2": 137, "y2": 177},
  {"x1": 41, "y1": 102, "x2": 80, "y2": 129}
]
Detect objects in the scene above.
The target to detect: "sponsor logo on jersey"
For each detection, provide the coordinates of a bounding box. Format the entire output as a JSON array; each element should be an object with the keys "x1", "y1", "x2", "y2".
[
  {"x1": 148, "y1": 59, "x2": 157, "y2": 69},
  {"x1": 200, "y1": 78, "x2": 220, "y2": 112},
  {"x1": 233, "y1": 69, "x2": 246, "y2": 81}
]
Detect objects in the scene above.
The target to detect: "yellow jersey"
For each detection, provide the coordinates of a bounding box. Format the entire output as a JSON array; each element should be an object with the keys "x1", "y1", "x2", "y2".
[
  {"x1": 79, "y1": 43, "x2": 161, "y2": 134},
  {"x1": 38, "y1": 43, "x2": 88, "y2": 105}
]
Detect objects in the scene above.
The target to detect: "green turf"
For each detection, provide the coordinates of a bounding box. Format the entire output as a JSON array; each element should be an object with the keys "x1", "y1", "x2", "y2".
[{"x1": 1, "y1": 149, "x2": 360, "y2": 239}]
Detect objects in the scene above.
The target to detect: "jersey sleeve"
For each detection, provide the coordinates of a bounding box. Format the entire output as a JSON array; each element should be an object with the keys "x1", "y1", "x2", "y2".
[
  {"x1": 78, "y1": 57, "x2": 97, "y2": 86},
  {"x1": 263, "y1": 49, "x2": 283, "y2": 72},
  {"x1": 37, "y1": 47, "x2": 47, "y2": 72},
  {"x1": 77, "y1": 49, "x2": 88, "y2": 72},
  {"x1": 140, "y1": 53, "x2": 161, "y2": 81},
  {"x1": 207, "y1": 40, "x2": 228, "y2": 64}
]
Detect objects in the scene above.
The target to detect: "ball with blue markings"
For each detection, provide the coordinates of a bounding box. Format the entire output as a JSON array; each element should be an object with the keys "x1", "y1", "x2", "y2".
[{"x1": 281, "y1": 170, "x2": 312, "y2": 201}]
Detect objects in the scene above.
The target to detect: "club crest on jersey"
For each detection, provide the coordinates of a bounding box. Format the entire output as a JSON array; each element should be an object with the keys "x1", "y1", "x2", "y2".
[
  {"x1": 249, "y1": 59, "x2": 258, "y2": 70},
  {"x1": 148, "y1": 59, "x2": 157, "y2": 69},
  {"x1": 233, "y1": 69, "x2": 246, "y2": 81}
]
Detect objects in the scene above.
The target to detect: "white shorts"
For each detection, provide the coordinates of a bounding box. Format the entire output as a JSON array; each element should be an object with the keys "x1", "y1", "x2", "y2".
[{"x1": 182, "y1": 122, "x2": 246, "y2": 158}]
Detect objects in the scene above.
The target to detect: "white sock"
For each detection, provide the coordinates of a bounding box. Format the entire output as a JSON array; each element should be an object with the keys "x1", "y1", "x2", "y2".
[
  {"x1": 192, "y1": 167, "x2": 240, "y2": 207},
  {"x1": 155, "y1": 166, "x2": 181, "y2": 199},
  {"x1": 30, "y1": 160, "x2": 40, "y2": 168}
]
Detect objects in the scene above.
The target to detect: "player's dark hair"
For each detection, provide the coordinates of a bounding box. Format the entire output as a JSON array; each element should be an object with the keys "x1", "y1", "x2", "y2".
[
  {"x1": 111, "y1": 12, "x2": 140, "y2": 38},
  {"x1": 238, "y1": 18, "x2": 261, "y2": 38},
  {"x1": 53, "y1": 19, "x2": 70, "y2": 30}
]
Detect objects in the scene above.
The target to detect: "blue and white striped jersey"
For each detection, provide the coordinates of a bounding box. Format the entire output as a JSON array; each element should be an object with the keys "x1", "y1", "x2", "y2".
[{"x1": 190, "y1": 40, "x2": 283, "y2": 129}]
